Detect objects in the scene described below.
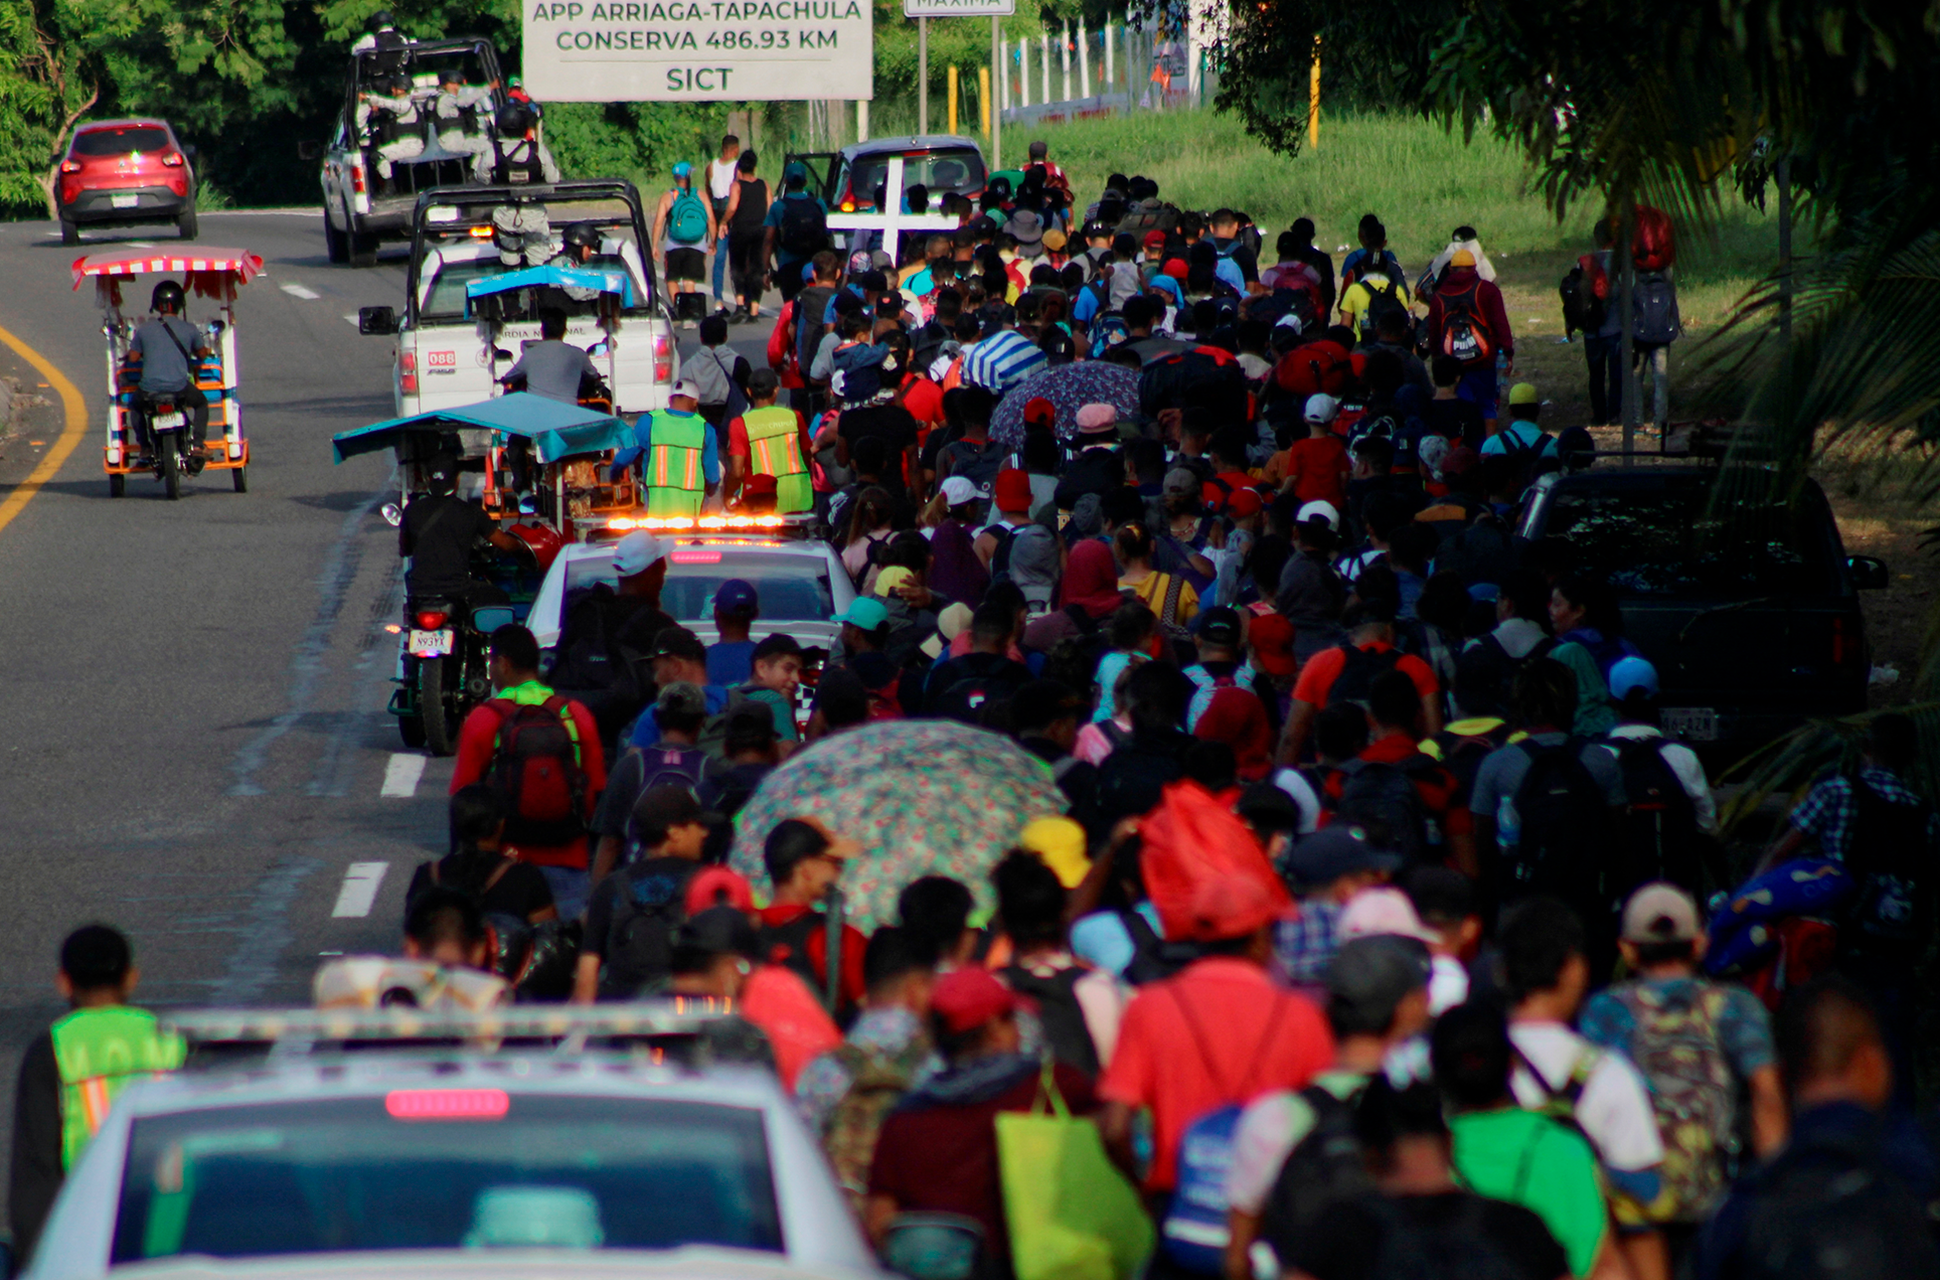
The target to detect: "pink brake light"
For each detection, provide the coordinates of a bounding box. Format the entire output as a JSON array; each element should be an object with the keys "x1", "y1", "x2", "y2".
[
  {"x1": 671, "y1": 550, "x2": 723, "y2": 564},
  {"x1": 385, "y1": 1088, "x2": 510, "y2": 1121}
]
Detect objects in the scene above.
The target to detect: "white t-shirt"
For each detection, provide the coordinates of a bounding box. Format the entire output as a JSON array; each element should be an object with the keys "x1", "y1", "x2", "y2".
[
  {"x1": 1508, "y1": 1021, "x2": 1665, "y2": 1173},
  {"x1": 1269, "y1": 768, "x2": 1324, "y2": 835},
  {"x1": 1428, "y1": 954, "x2": 1469, "y2": 1014},
  {"x1": 707, "y1": 156, "x2": 738, "y2": 201}
]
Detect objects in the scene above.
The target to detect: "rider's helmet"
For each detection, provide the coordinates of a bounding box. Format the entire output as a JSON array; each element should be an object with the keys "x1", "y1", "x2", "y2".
[
  {"x1": 368, "y1": 10, "x2": 394, "y2": 31},
  {"x1": 151, "y1": 280, "x2": 186, "y2": 315},
  {"x1": 493, "y1": 102, "x2": 534, "y2": 139},
  {"x1": 506, "y1": 522, "x2": 564, "y2": 572},
  {"x1": 561, "y1": 222, "x2": 601, "y2": 258}
]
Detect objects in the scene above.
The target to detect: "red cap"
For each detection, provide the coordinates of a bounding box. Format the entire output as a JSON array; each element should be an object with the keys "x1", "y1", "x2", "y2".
[
  {"x1": 1142, "y1": 230, "x2": 1168, "y2": 249},
  {"x1": 1162, "y1": 259, "x2": 1188, "y2": 281},
  {"x1": 1023, "y1": 396, "x2": 1056, "y2": 427},
  {"x1": 684, "y1": 866, "x2": 756, "y2": 916},
  {"x1": 1227, "y1": 488, "x2": 1264, "y2": 519},
  {"x1": 1248, "y1": 613, "x2": 1298, "y2": 676},
  {"x1": 1441, "y1": 446, "x2": 1480, "y2": 476},
  {"x1": 994, "y1": 468, "x2": 1035, "y2": 513},
  {"x1": 930, "y1": 968, "x2": 1031, "y2": 1035},
  {"x1": 1185, "y1": 872, "x2": 1283, "y2": 943}
]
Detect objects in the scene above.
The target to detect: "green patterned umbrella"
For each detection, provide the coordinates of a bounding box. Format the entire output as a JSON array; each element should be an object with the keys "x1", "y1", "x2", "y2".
[{"x1": 727, "y1": 719, "x2": 1069, "y2": 931}]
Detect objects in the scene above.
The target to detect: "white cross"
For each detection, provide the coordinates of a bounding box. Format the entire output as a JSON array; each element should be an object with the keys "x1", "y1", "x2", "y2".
[{"x1": 824, "y1": 155, "x2": 963, "y2": 266}]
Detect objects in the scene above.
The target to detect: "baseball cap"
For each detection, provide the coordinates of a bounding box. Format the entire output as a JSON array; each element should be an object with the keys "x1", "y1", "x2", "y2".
[
  {"x1": 1283, "y1": 824, "x2": 1401, "y2": 888},
  {"x1": 647, "y1": 625, "x2": 707, "y2": 664},
  {"x1": 1248, "y1": 613, "x2": 1298, "y2": 676},
  {"x1": 685, "y1": 866, "x2": 756, "y2": 916},
  {"x1": 631, "y1": 782, "x2": 721, "y2": 836},
  {"x1": 783, "y1": 160, "x2": 808, "y2": 183},
  {"x1": 672, "y1": 160, "x2": 693, "y2": 178},
  {"x1": 1018, "y1": 815, "x2": 1090, "y2": 889},
  {"x1": 1607, "y1": 655, "x2": 1660, "y2": 701},
  {"x1": 940, "y1": 475, "x2": 980, "y2": 506},
  {"x1": 1304, "y1": 393, "x2": 1341, "y2": 425},
  {"x1": 670, "y1": 378, "x2": 702, "y2": 402},
  {"x1": 1441, "y1": 444, "x2": 1480, "y2": 476},
  {"x1": 1076, "y1": 403, "x2": 1118, "y2": 436},
  {"x1": 1228, "y1": 488, "x2": 1264, "y2": 519},
  {"x1": 1339, "y1": 887, "x2": 1441, "y2": 946},
  {"x1": 1296, "y1": 499, "x2": 1341, "y2": 531},
  {"x1": 995, "y1": 468, "x2": 1035, "y2": 513},
  {"x1": 425, "y1": 452, "x2": 461, "y2": 485},
  {"x1": 655, "y1": 681, "x2": 708, "y2": 720},
  {"x1": 1450, "y1": 248, "x2": 1477, "y2": 267},
  {"x1": 1622, "y1": 882, "x2": 1702, "y2": 944},
  {"x1": 1183, "y1": 872, "x2": 1283, "y2": 943},
  {"x1": 1162, "y1": 467, "x2": 1201, "y2": 498},
  {"x1": 1023, "y1": 396, "x2": 1056, "y2": 427},
  {"x1": 873, "y1": 566, "x2": 913, "y2": 597},
  {"x1": 848, "y1": 249, "x2": 874, "y2": 274},
  {"x1": 1199, "y1": 605, "x2": 1243, "y2": 649},
  {"x1": 921, "y1": 601, "x2": 974, "y2": 659},
  {"x1": 931, "y1": 967, "x2": 1031, "y2": 1035},
  {"x1": 674, "y1": 904, "x2": 759, "y2": 959},
  {"x1": 613, "y1": 530, "x2": 669, "y2": 576},
  {"x1": 1507, "y1": 382, "x2": 1540, "y2": 407},
  {"x1": 832, "y1": 596, "x2": 890, "y2": 630},
  {"x1": 714, "y1": 579, "x2": 758, "y2": 614},
  {"x1": 1327, "y1": 934, "x2": 1431, "y2": 1026},
  {"x1": 1142, "y1": 230, "x2": 1168, "y2": 249}
]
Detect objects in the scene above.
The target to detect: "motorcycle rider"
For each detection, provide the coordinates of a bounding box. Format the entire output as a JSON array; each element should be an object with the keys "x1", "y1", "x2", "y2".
[
  {"x1": 125, "y1": 280, "x2": 212, "y2": 468},
  {"x1": 499, "y1": 307, "x2": 600, "y2": 404},
  {"x1": 401, "y1": 453, "x2": 524, "y2": 613}
]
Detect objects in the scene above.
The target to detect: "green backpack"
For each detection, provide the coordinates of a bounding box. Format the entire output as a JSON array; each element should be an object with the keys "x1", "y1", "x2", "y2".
[
  {"x1": 670, "y1": 188, "x2": 709, "y2": 244},
  {"x1": 1611, "y1": 981, "x2": 1739, "y2": 1223},
  {"x1": 823, "y1": 1035, "x2": 934, "y2": 1213}
]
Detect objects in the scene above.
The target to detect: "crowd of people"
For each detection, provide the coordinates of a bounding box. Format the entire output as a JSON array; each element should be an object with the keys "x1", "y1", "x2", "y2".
[{"x1": 10, "y1": 148, "x2": 1934, "y2": 1280}]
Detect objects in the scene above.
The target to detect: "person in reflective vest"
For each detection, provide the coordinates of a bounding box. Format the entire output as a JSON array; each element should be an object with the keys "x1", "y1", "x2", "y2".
[
  {"x1": 612, "y1": 379, "x2": 720, "y2": 518},
  {"x1": 732, "y1": 368, "x2": 813, "y2": 514},
  {"x1": 10, "y1": 926, "x2": 185, "y2": 1261}
]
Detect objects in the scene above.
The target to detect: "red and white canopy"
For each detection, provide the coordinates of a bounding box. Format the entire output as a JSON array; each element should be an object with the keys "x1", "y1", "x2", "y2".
[{"x1": 72, "y1": 247, "x2": 265, "y2": 289}]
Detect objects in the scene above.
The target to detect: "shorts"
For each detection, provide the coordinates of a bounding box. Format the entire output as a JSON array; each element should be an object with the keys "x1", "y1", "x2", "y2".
[
  {"x1": 1456, "y1": 365, "x2": 1500, "y2": 420},
  {"x1": 665, "y1": 246, "x2": 707, "y2": 283}
]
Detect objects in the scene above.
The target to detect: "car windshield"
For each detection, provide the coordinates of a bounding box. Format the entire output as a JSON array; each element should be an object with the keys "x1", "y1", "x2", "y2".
[
  {"x1": 73, "y1": 127, "x2": 170, "y2": 157},
  {"x1": 849, "y1": 148, "x2": 986, "y2": 203},
  {"x1": 1535, "y1": 475, "x2": 1842, "y2": 597},
  {"x1": 565, "y1": 549, "x2": 834, "y2": 621},
  {"x1": 111, "y1": 1094, "x2": 781, "y2": 1261},
  {"x1": 417, "y1": 216, "x2": 650, "y2": 324},
  {"x1": 358, "y1": 45, "x2": 495, "y2": 96}
]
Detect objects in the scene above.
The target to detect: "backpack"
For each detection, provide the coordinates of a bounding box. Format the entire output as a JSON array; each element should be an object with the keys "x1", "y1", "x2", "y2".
[
  {"x1": 1360, "y1": 1196, "x2": 1540, "y2": 1280},
  {"x1": 1633, "y1": 272, "x2": 1681, "y2": 345},
  {"x1": 487, "y1": 696, "x2": 589, "y2": 847},
  {"x1": 1326, "y1": 643, "x2": 1403, "y2": 709},
  {"x1": 932, "y1": 670, "x2": 1017, "y2": 725},
  {"x1": 1734, "y1": 1120, "x2": 1940, "y2": 1280},
  {"x1": 600, "y1": 857, "x2": 698, "y2": 996},
  {"x1": 1353, "y1": 267, "x2": 1409, "y2": 341},
  {"x1": 1120, "y1": 903, "x2": 1200, "y2": 985},
  {"x1": 823, "y1": 1034, "x2": 935, "y2": 1208},
  {"x1": 1116, "y1": 198, "x2": 1179, "y2": 239},
  {"x1": 1333, "y1": 755, "x2": 1437, "y2": 865},
  {"x1": 997, "y1": 962, "x2": 1101, "y2": 1075},
  {"x1": 1610, "y1": 981, "x2": 1740, "y2": 1222},
  {"x1": 1559, "y1": 264, "x2": 1592, "y2": 338},
  {"x1": 1438, "y1": 281, "x2": 1496, "y2": 366},
  {"x1": 1258, "y1": 1080, "x2": 1375, "y2": 1264},
  {"x1": 1272, "y1": 339, "x2": 1352, "y2": 398},
  {"x1": 698, "y1": 685, "x2": 778, "y2": 759},
  {"x1": 1843, "y1": 778, "x2": 1933, "y2": 957},
  {"x1": 1088, "y1": 309, "x2": 1131, "y2": 352},
  {"x1": 796, "y1": 283, "x2": 837, "y2": 372},
  {"x1": 777, "y1": 193, "x2": 829, "y2": 258},
  {"x1": 1506, "y1": 739, "x2": 1611, "y2": 902},
  {"x1": 669, "y1": 187, "x2": 710, "y2": 244},
  {"x1": 1511, "y1": 1039, "x2": 1598, "y2": 1143},
  {"x1": 1456, "y1": 633, "x2": 1556, "y2": 723},
  {"x1": 1610, "y1": 736, "x2": 1703, "y2": 893},
  {"x1": 1250, "y1": 285, "x2": 1320, "y2": 335},
  {"x1": 758, "y1": 908, "x2": 844, "y2": 1009},
  {"x1": 634, "y1": 742, "x2": 713, "y2": 796},
  {"x1": 1632, "y1": 205, "x2": 1676, "y2": 272}
]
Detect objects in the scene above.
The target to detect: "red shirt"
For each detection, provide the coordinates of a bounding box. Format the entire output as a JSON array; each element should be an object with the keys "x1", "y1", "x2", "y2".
[
  {"x1": 1291, "y1": 640, "x2": 1438, "y2": 710},
  {"x1": 450, "y1": 686, "x2": 607, "y2": 869},
  {"x1": 756, "y1": 903, "x2": 869, "y2": 1010},
  {"x1": 899, "y1": 373, "x2": 945, "y2": 431},
  {"x1": 1280, "y1": 436, "x2": 1350, "y2": 508},
  {"x1": 1099, "y1": 958, "x2": 1332, "y2": 1191}
]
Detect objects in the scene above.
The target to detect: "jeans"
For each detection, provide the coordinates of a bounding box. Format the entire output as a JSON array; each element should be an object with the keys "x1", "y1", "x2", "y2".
[
  {"x1": 539, "y1": 865, "x2": 591, "y2": 921},
  {"x1": 1635, "y1": 342, "x2": 1670, "y2": 428},
  {"x1": 711, "y1": 197, "x2": 730, "y2": 301},
  {"x1": 1456, "y1": 364, "x2": 1500, "y2": 421},
  {"x1": 1585, "y1": 333, "x2": 1623, "y2": 424}
]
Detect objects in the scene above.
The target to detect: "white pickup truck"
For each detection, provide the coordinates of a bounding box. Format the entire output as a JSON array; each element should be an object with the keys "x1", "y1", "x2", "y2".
[{"x1": 357, "y1": 180, "x2": 678, "y2": 419}]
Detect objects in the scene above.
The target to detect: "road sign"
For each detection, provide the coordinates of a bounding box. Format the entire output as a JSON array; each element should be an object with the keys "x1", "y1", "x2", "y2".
[
  {"x1": 522, "y1": 0, "x2": 874, "y2": 101},
  {"x1": 825, "y1": 156, "x2": 960, "y2": 264},
  {"x1": 903, "y1": 0, "x2": 1014, "y2": 15}
]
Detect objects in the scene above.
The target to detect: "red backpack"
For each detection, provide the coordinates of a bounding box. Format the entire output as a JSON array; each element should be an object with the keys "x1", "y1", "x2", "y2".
[
  {"x1": 1437, "y1": 280, "x2": 1496, "y2": 367},
  {"x1": 487, "y1": 697, "x2": 589, "y2": 847},
  {"x1": 1272, "y1": 338, "x2": 1353, "y2": 397}
]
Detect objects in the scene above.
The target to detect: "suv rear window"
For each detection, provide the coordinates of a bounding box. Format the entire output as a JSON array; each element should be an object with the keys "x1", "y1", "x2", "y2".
[
  {"x1": 847, "y1": 147, "x2": 986, "y2": 202},
  {"x1": 112, "y1": 1094, "x2": 782, "y2": 1260},
  {"x1": 72, "y1": 127, "x2": 170, "y2": 157},
  {"x1": 1533, "y1": 474, "x2": 1842, "y2": 597},
  {"x1": 565, "y1": 549, "x2": 834, "y2": 621}
]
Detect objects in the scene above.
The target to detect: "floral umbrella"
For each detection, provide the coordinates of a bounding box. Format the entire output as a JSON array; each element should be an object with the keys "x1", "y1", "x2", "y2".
[
  {"x1": 728, "y1": 718, "x2": 1069, "y2": 930},
  {"x1": 989, "y1": 360, "x2": 1142, "y2": 449}
]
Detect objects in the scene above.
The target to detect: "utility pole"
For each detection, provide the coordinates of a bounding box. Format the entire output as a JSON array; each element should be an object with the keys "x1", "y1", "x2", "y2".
[
  {"x1": 990, "y1": 16, "x2": 1002, "y2": 168},
  {"x1": 918, "y1": 17, "x2": 929, "y2": 134}
]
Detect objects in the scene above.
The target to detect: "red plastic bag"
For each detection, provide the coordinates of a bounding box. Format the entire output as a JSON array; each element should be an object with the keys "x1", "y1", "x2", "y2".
[
  {"x1": 1137, "y1": 779, "x2": 1291, "y2": 942},
  {"x1": 1273, "y1": 338, "x2": 1353, "y2": 397},
  {"x1": 1633, "y1": 205, "x2": 1676, "y2": 271}
]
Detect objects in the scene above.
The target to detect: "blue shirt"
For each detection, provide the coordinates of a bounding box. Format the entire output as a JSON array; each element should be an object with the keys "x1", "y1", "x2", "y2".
[
  {"x1": 1479, "y1": 419, "x2": 1559, "y2": 459},
  {"x1": 628, "y1": 682, "x2": 730, "y2": 748},
  {"x1": 611, "y1": 409, "x2": 722, "y2": 484},
  {"x1": 1212, "y1": 255, "x2": 1246, "y2": 294},
  {"x1": 1071, "y1": 283, "x2": 1105, "y2": 326},
  {"x1": 1070, "y1": 902, "x2": 1163, "y2": 979},
  {"x1": 706, "y1": 639, "x2": 756, "y2": 686}
]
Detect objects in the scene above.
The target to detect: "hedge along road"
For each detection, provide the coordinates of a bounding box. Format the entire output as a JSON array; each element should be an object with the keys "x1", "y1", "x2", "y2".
[{"x1": 0, "y1": 212, "x2": 465, "y2": 1217}]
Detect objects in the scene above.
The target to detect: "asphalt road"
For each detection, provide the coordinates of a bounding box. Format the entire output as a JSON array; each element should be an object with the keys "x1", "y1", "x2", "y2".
[{"x1": 0, "y1": 210, "x2": 766, "y2": 1220}]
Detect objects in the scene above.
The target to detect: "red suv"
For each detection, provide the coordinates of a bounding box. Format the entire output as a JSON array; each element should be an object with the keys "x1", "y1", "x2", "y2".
[{"x1": 56, "y1": 119, "x2": 198, "y2": 245}]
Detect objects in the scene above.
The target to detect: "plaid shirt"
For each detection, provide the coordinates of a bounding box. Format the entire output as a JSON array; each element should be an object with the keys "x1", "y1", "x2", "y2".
[
  {"x1": 1272, "y1": 897, "x2": 1342, "y2": 986},
  {"x1": 1788, "y1": 767, "x2": 1940, "y2": 862}
]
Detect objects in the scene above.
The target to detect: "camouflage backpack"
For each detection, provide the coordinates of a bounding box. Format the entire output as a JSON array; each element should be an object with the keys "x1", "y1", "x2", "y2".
[
  {"x1": 1612, "y1": 981, "x2": 1739, "y2": 1223},
  {"x1": 824, "y1": 1034, "x2": 934, "y2": 1213}
]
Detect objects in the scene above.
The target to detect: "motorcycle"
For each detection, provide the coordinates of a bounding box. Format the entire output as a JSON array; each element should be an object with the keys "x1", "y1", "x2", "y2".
[
  {"x1": 132, "y1": 391, "x2": 202, "y2": 501},
  {"x1": 396, "y1": 589, "x2": 514, "y2": 756}
]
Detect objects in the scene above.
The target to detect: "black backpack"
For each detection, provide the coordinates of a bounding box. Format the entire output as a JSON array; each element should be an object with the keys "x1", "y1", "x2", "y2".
[
  {"x1": 1844, "y1": 778, "x2": 1934, "y2": 957},
  {"x1": 778, "y1": 194, "x2": 829, "y2": 259},
  {"x1": 757, "y1": 906, "x2": 847, "y2": 1010},
  {"x1": 1361, "y1": 1196, "x2": 1540, "y2": 1280},
  {"x1": 1259, "y1": 1081, "x2": 1374, "y2": 1264},
  {"x1": 1455, "y1": 633, "x2": 1556, "y2": 720},
  {"x1": 1507, "y1": 739, "x2": 1611, "y2": 901},
  {"x1": 1734, "y1": 1121, "x2": 1940, "y2": 1280},
  {"x1": 1327, "y1": 643, "x2": 1403, "y2": 708},
  {"x1": 997, "y1": 963, "x2": 1100, "y2": 1076},
  {"x1": 1333, "y1": 755, "x2": 1438, "y2": 865},
  {"x1": 1354, "y1": 266, "x2": 1409, "y2": 341},
  {"x1": 1610, "y1": 735, "x2": 1703, "y2": 894},
  {"x1": 1633, "y1": 272, "x2": 1681, "y2": 345},
  {"x1": 599, "y1": 857, "x2": 698, "y2": 997},
  {"x1": 1120, "y1": 905, "x2": 1200, "y2": 986}
]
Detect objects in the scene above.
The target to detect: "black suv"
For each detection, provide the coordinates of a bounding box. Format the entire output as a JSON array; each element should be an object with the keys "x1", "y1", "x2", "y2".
[{"x1": 1516, "y1": 465, "x2": 1889, "y2": 751}]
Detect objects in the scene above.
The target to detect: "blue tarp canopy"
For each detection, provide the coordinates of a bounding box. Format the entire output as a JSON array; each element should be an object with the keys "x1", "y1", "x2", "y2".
[
  {"x1": 331, "y1": 392, "x2": 632, "y2": 465},
  {"x1": 464, "y1": 263, "x2": 636, "y2": 307}
]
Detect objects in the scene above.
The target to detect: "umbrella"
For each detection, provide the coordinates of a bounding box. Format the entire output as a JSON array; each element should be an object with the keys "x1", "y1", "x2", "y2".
[
  {"x1": 728, "y1": 719, "x2": 1069, "y2": 931},
  {"x1": 990, "y1": 361, "x2": 1141, "y2": 449}
]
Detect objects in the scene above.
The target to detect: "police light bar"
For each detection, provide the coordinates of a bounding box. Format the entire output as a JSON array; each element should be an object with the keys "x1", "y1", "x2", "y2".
[
  {"x1": 163, "y1": 1001, "x2": 738, "y2": 1051},
  {"x1": 604, "y1": 514, "x2": 787, "y2": 532}
]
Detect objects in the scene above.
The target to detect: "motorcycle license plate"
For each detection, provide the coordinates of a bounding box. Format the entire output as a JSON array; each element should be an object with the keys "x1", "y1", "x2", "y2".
[
  {"x1": 1661, "y1": 707, "x2": 1719, "y2": 741},
  {"x1": 111, "y1": 193, "x2": 138, "y2": 209},
  {"x1": 408, "y1": 628, "x2": 454, "y2": 658}
]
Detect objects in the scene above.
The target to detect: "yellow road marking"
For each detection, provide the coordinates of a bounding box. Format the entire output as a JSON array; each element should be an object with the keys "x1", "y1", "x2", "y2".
[{"x1": 0, "y1": 319, "x2": 87, "y2": 536}]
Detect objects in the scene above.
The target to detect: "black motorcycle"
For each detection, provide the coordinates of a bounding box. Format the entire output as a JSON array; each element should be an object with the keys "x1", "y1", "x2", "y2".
[
  {"x1": 394, "y1": 592, "x2": 515, "y2": 756},
  {"x1": 127, "y1": 391, "x2": 203, "y2": 500}
]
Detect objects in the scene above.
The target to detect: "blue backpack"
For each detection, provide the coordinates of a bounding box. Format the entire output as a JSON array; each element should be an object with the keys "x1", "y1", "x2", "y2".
[{"x1": 670, "y1": 187, "x2": 709, "y2": 244}]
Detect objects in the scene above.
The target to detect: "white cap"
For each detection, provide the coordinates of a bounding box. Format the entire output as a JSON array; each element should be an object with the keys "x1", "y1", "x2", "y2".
[
  {"x1": 1303, "y1": 393, "x2": 1340, "y2": 425},
  {"x1": 670, "y1": 379, "x2": 702, "y2": 402},
  {"x1": 939, "y1": 475, "x2": 980, "y2": 506},
  {"x1": 1297, "y1": 499, "x2": 1341, "y2": 531},
  {"x1": 613, "y1": 530, "x2": 669, "y2": 576}
]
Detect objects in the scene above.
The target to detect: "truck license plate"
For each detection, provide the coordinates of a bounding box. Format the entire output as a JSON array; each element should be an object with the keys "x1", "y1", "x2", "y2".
[
  {"x1": 111, "y1": 193, "x2": 138, "y2": 209},
  {"x1": 1662, "y1": 707, "x2": 1719, "y2": 741},
  {"x1": 407, "y1": 629, "x2": 454, "y2": 658}
]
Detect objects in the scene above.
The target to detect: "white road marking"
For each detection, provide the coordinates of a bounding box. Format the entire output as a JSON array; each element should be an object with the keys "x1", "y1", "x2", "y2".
[
  {"x1": 125, "y1": 241, "x2": 154, "y2": 248},
  {"x1": 343, "y1": 313, "x2": 360, "y2": 326},
  {"x1": 331, "y1": 862, "x2": 390, "y2": 918},
  {"x1": 281, "y1": 282, "x2": 321, "y2": 300},
  {"x1": 380, "y1": 752, "x2": 426, "y2": 798}
]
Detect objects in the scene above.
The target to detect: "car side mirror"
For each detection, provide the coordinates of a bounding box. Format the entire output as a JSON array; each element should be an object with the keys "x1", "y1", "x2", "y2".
[
  {"x1": 493, "y1": 348, "x2": 515, "y2": 361},
  {"x1": 359, "y1": 306, "x2": 398, "y2": 335},
  {"x1": 1848, "y1": 555, "x2": 1890, "y2": 590},
  {"x1": 298, "y1": 140, "x2": 321, "y2": 161}
]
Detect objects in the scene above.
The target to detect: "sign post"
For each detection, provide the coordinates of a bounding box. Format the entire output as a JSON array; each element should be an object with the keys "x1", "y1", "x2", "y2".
[
  {"x1": 903, "y1": 0, "x2": 1015, "y2": 146},
  {"x1": 918, "y1": 16, "x2": 929, "y2": 133}
]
